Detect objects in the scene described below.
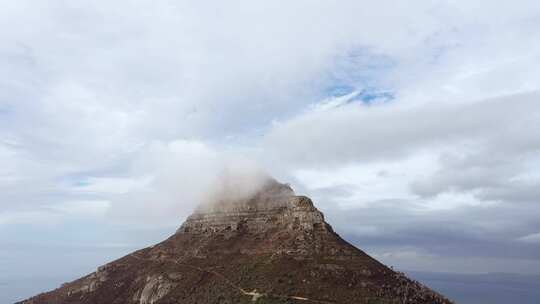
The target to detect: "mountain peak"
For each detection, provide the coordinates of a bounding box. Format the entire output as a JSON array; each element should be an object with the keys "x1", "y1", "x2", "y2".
[
  {"x1": 194, "y1": 177, "x2": 295, "y2": 213},
  {"x1": 178, "y1": 180, "x2": 328, "y2": 235},
  {"x1": 19, "y1": 177, "x2": 453, "y2": 304}
]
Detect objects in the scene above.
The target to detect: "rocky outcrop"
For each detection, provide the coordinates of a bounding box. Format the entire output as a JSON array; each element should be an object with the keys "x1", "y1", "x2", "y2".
[
  {"x1": 178, "y1": 195, "x2": 327, "y2": 234},
  {"x1": 135, "y1": 275, "x2": 176, "y2": 304}
]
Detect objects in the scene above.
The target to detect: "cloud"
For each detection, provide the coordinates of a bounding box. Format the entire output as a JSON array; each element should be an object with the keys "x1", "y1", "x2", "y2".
[
  {"x1": 103, "y1": 139, "x2": 273, "y2": 227},
  {"x1": 264, "y1": 92, "x2": 540, "y2": 167},
  {"x1": 517, "y1": 233, "x2": 540, "y2": 243},
  {"x1": 70, "y1": 177, "x2": 153, "y2": 195},
  {"x1": 1, "y1": 3, "x2": 540, "y2": 297},
  {"x1": 0, "y1": 210, "x2": 62, "y2": 226},
  {"x1": 282, "y1": 93, "x2": 540, "y2": 271},
  {"x1": 48, "y1": 200, "x2": 111, "y2": 217},
  {"x1": 0, "y1": 200, "x2": 109, "y2": 226}
]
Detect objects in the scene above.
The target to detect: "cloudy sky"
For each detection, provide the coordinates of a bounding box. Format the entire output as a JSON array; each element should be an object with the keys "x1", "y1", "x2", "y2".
[{"x1": 1, "y1": 0, "x2": 540, "y2": 301}]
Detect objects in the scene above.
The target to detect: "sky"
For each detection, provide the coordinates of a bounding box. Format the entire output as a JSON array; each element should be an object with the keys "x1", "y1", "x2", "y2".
[{"x1": 1, "y1": 0, "x2": 540, "y2": 302}]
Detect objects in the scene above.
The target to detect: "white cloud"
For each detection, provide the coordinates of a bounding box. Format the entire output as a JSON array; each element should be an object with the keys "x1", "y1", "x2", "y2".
[
  {"x1": 0, "y1": 210, "x2": 61, "y2": 226},
  {"x1": 0, "y1": 200, "x2": 110, "y2": 226},
  {"x1": 265, "y1": 92, "x2": 540, "y2": 167},
  {"x1": 517, "y1": 233, "x2": 540, "y2": 243},
  {"x1": 70, "y1": 177, "x2": 153, "y2": 195},
  {"x1": 308, "y1": 90, "x2": 362, "y2": 113},
  {"x1": 1, "y1": 1, "x2": 540, "y2": 289},
  {"x1": 48, "y1": 200, "x2": 111, "y2": 217}
]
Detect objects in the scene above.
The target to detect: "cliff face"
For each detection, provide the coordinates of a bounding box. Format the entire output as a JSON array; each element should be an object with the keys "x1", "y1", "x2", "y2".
[
  {"x1": 19, "y1": 178, "x2": 453, "y2": 304},
  {"x1": 179, "y1": 181, "x2": 326, "y2": 235}
]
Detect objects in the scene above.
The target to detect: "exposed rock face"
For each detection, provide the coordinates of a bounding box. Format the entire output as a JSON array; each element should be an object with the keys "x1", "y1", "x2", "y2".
[
  {"x1": 136, "y1": 275, "x2": 176, "y2": 304},
  {"x1": 19, "y1": 178, "x2": 453, "y2": 304},
  {"x1": 179, "y1": 181, "x2": 326, "y2": 235}
]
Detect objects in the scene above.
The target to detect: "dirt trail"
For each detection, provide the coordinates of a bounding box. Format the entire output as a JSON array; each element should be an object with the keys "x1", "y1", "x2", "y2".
[{"x1": 128, "y1": 253, "x2": 335, "y2": 303}]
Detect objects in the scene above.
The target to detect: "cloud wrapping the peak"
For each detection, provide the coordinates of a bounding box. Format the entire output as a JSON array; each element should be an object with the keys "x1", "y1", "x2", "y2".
[{"x1": 1, "y1": 3, "x2": 540, "y2": 301}]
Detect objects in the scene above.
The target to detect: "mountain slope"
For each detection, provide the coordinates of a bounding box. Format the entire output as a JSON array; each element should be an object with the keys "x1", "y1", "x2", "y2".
[{"x1": 20, "y1": 179, "x2": 452, "y2": 304}]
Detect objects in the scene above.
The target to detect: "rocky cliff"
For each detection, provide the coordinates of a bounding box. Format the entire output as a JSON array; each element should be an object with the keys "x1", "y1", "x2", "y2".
[
  {"x1": 19, "y1": 178, "x2": 453, "y2": 304},
  {"x1": 179, "y1": 181, "x2": 326, "y2": 234}
]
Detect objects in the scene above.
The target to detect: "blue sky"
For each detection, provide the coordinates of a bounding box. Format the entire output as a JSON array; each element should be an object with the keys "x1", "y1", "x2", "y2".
[{"x1": 1, "y1": 1, "x2": 540, "y2": 303}]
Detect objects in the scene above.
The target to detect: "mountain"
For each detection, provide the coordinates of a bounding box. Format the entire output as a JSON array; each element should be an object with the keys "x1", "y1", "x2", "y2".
[{"x1": 19, "y1": 178, "x2": 452, "y2": 304}]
